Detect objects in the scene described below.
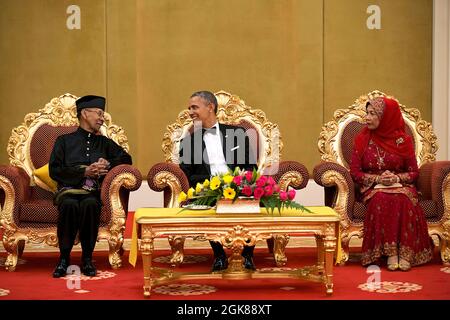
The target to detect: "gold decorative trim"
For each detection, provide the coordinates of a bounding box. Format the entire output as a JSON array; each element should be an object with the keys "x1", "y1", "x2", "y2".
[
  {"x1": 318, "y1": 90, "x2": 438, "y2": 168},
  {"x1": 168, "y1": 236, "x2": 186, "y2": 265},
  {"x1": 273, "y1": 234, "x2": 290, "y2": 267},
  {"x1": 320, "y1": 170, "x2": 351, "y2": 230},
  {"x1": 278, "y1": 171, "x2": 304, "y2": 192},
  {"x1": 152, "y1": 171, "x2": 183, "y2": 208},
  {"x1": 162, "y1": 90, "x2": 283, "y2": 172},
  {"x1": 0, "y1": 176, "x2": 16, "y2": 229},
  {"x1": 0, "y1": 174, "x2": 22, "y2": 271},
  {"x1": 101, "y1": 172, "x2": 138, "y2": 269}
]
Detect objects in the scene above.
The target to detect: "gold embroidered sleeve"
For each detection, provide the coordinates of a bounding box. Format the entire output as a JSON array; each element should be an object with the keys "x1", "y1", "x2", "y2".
[{"x1": 362, "y1": 174, "x2": 378, "y2": 186}]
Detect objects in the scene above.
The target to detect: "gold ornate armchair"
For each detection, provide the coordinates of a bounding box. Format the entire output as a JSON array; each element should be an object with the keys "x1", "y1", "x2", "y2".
[
  {"x1": 313, "y1": 90, "x2": 450, "y2": 265},
  {"x1": 147, "y1": 90, "x2": 310, "y2": 266},
  {"x1": 0, "y1": 93, "x2": 142, "y2": 271}
]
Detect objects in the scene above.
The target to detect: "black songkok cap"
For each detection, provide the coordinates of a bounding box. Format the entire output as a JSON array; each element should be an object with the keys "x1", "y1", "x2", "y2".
[{"x1": 76, "y1": 95, "x2": 106, "y2": 114}]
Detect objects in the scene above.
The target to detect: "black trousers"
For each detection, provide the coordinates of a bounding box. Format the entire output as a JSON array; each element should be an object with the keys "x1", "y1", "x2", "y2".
[
  {"x1": 57, "y1": 193, "x2": 101, "y2": 260},
  {"x1": 210, "y1": 241, "x2": 254, "y2": 258}
]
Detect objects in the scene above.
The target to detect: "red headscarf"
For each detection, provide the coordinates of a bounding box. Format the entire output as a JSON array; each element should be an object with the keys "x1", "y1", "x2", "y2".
[{"x1": 353, "y1": 97, "x2": 414, "y2": 158}]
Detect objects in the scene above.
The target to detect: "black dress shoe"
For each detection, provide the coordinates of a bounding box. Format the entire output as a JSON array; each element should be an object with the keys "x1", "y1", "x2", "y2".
[
  {"x1": 52, "y1": 258, "x2": 70, "y2": 278},
  {"x1": 243, "y1": 256, "x2": 256, "y2": 271},
  {"x1": 81, "y1": 258, "x2": 97, "y2": 277},
  {"x1": 211, "y1": 256, "x2": 228, "y2": 272}
]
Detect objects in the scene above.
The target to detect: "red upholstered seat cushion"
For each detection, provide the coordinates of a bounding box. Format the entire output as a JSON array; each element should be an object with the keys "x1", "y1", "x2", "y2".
[
  {"x1": 19, "y1": 199, "x2": 59, "y2": 223},
  {"x1": 19, "y1": 187, "x2": 110, "y2": 224}
]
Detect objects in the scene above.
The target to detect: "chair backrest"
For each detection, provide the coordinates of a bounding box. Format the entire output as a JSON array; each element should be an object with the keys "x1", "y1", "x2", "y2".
[
  {"x1": 7, "y1": 93, "x2": 130, "y2": 190},
  {"x1": 318, "y1": 90, "x2": 438, "y2": 169},
  {"x1": 162, "y1": 90, "x2": 283, "y2": 172}
]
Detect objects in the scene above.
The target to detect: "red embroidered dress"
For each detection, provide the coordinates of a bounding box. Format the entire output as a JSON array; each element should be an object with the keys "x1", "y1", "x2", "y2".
[{"x1": 350, "y1": 97, "x2": 433, "y2": 266}]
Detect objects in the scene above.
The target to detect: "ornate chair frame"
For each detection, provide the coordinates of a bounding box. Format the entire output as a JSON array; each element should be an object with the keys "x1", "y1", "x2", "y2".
[
  {"x1": 0, "y1": 93, "x2": 142, "y2": 271},
  {"x1": 314, "y1": 90, "x2": 450, "y2": 265},
  {"x1": 148, "y1": 90, "x2": 310, "y2": 266}
]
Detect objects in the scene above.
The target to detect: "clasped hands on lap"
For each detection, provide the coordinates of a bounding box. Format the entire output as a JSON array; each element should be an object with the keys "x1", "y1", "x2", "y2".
[
  {"x1": 85, "y1": 158, "x2": 110, "y2": 178},
  {"x1": 376, "y1": 170, "x2": 400, "y2": 186}
]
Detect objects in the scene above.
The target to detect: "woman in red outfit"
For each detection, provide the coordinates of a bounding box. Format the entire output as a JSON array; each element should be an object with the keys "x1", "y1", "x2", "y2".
[{"x1": 350, "y1": 97, "x2": 433, "y2": 271}]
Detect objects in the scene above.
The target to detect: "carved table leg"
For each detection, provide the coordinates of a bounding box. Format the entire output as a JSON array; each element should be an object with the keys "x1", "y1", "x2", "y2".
[
  {"x1": 315, "y1": 234, "x2": 324, "y2": 274},
  {"x1": 226, "y1": 241, "x2": 245, "y2": 273},
  {"x1": 221, "y1": 226, "x2": 257, "y2": 279},
  {"x1": 273, "y1": 234, "x2": 290, "y2": 267},
  {"x1": 140, "y1": 226, "x2": 154, "y2": 297},
  {"x1": 323, "y1": 223, "x2": 337, "y2": 295},
  {"x1": 168, "y1": 235, "x2": 185, "y2": 266}
]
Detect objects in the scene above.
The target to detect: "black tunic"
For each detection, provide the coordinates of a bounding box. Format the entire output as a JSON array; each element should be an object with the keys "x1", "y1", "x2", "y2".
[{"x1": 49, "y1": 127, "x2": 132, "y2": 189}]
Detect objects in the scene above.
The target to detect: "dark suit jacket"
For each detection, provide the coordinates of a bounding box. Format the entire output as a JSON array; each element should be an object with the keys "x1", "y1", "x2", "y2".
[{"x1": 179, "y1": 123, "x2": 257, "y2": 187}]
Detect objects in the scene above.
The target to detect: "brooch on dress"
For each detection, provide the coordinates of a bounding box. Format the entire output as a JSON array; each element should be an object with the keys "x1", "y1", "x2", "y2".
[{"x1": 396, "y1": 137, "x2": 404, "y2": 146}]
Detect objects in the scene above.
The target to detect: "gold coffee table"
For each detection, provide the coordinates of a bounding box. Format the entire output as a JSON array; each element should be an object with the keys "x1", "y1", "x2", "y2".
[{"x1": 129, "y1": 206, "x2": 341, "y2": 297}]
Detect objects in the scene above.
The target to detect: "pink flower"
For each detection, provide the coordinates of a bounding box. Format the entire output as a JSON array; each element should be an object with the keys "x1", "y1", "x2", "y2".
[
  {"x1": 288, "y1": 189, "x2": 296, "y2": 200},
  {"x1": 233, "y1": 175, "x2": 243, "y2": 186},
  {"x1": 267, "y1": 176, "x2": 276, "y2": 186},
  {"x1": 253, "y1": 187, "x2": 265, "y2": 199},
  {"x1": 273, "y1": 184, "x2": 280, "y2": 193},
  {"x1": 256, "y1": 176, "x2": 267, "y2": 187},
  {"x1": 241, "y1": 185, "x2": 253, "y2": 197},
  {"x1": 279, "y1": 191, "x2": 288, "y2": 201},
  {"x1": 264, "y1": 185, "x2": 274, "y2": 196},
  {"x1": 245, "y1": 171, "x2": 253, "y2": 182}
]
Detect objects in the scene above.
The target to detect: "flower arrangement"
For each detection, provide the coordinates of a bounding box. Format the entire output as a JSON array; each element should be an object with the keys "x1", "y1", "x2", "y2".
[{"x1": 178, "y1": 168, "x2": 310, "y2": 214}]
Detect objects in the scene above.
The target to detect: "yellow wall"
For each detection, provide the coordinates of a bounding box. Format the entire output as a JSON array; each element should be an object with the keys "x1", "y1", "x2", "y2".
[
  {"x1": 0, "y1": 0, "x2": 432, "y2": 175},
  {"x1": 324, "y1": 0, "x2": 432, "y2": 121},
  {"x1": 0, "y1": 0, "x2": 107, "y2": 164}
]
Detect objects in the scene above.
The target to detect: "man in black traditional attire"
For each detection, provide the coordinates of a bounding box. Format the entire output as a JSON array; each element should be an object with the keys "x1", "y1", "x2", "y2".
[{"x1": 49, "y1": 95, "x2": 132, "y2": 278}]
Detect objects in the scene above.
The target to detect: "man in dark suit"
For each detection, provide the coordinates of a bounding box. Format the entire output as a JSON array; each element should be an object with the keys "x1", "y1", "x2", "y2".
[{"x1": 179, "y1": 91, "x2": 257, "y2": 271}]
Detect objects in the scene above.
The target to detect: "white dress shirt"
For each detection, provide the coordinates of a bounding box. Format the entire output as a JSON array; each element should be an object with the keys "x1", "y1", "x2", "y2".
[{"x1": 203, "y1": 122, "x2": 229, "y2": 176}]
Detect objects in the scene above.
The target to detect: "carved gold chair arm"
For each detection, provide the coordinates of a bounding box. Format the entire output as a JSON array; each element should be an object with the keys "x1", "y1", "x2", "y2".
[
  {"x1": 147, "y1": 162, "x2": 189, "y2": 208},
  {"x1": 100, "y1": 164, "x2": 143, "y2": 212},
  {"x1": 0, "y1": 165, "x2": 31, "y2": 228},
  {"x1": 313, "y1": 161, "x2": 355, "y2": 222},
  {"x1": 267, "y1": 161, "x2": 309, "y2": 192}
]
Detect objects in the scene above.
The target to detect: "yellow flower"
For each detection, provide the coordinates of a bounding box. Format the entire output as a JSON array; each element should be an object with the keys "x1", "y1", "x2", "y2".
[
  {"x1": 223, "y1": 174, "x2": 233, "y2": 185},
  {"x1": 210, "y1": 176, "x2": 221, "y2": 190},
  {"x1": 203, "y1": 179, "x2": 210, "y2": 188},
  {"x1": 187, "y1": 187, "x2": 195, "y2": 199},
  {"x1": 195, "y1": 183, "x2": 203, "y2": 193},
  {"x1": 223, "y1": 187, "x2": 236, "y2": 200},
  {"x1": 178, "y1": 191, "x2": 187, "y2": 203}
]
